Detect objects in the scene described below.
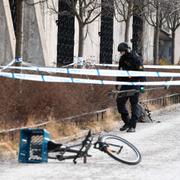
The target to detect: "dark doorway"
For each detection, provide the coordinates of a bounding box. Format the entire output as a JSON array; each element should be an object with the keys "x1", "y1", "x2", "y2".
[
  {"x1": 99, "y1": 0, "x2": 114, "y2": 64},
  {"x1": 9, "y1": 0, "x2": 17, "y2": 33},
  {"x1": 57, "y1": 0, "x2": 75, "y2": 67}
]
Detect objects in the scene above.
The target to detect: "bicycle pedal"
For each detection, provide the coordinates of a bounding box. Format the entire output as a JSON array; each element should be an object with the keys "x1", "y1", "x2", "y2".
[{"x1": 73, "y1": 159, "x2": 77, "y2": 164}]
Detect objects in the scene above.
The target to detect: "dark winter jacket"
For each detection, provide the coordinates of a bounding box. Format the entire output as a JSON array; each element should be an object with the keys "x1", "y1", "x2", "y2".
[{"x1": 117, "y1": 51, "x2": 146, "y2": 83}]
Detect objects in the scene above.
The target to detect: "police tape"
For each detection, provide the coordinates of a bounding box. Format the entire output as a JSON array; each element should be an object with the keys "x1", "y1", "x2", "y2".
[
  {"x1": 95, "y1": 64, "x2": 180, "y2": 69},
  {"x1": 0, "y1": 71, "x2": 180, "y2": 86},
  {"x1": 1, "y1": 66, "x2": 180, "y2": 78},
  {"x1": 0, "y1": 59, "x2": 15, "y2": 72}
]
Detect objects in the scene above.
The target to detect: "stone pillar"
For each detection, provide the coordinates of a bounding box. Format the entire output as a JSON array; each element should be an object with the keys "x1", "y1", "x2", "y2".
[
  {"x1": 0, "y1": 0, "x2": 16, "y2": 65},
  {"x1": 23, "y1": 0, "x2": 58, "y2": 66}
]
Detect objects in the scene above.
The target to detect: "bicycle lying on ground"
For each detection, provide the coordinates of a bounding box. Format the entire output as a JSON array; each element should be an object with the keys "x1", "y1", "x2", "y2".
[
  {"x1": 46, "y1": 130, "x2": 141, "y2": 165},
  {"x1": 18, "y1": 128, "x2": 141, "y2": 165},
  {"x1": 19, "y1": 128, "x2": 141, "y2": 165}
]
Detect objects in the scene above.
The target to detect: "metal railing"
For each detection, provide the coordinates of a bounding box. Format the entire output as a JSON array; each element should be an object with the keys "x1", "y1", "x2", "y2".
[
  {"x1": 0, "y1": 94, "x2": 180, "y2": 137},
  {"x1": 142, "y1": 93, "x2": 180, "y2": 107}
]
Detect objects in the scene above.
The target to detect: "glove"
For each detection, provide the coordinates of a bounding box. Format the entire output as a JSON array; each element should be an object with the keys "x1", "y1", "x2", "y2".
[
  {"x1": 140, "y1": 86, "x2": 145, "y2": 93},
  {"x1": 115, "y1": 85, "x2": 120, "y2": 90}
]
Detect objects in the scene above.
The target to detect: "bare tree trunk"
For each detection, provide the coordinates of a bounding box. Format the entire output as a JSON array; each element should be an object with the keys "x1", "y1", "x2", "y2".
[
  {"x1": 15, "y1": 0, "x2": 23, "y2": 58},
  {"x1": 172, "y1": 30, "x2": 175, "y2": 64},
  {"x1": 153, "y1": 25, "x2": 160, "y2": 64},
  {"x1": 153, "y1": 5, "x2": 160, "y2": 65},
  {"x1": 125, "y1": 17, "x2": 130, "y2": 42},
  {"x1": 78, "y1": 22, "x2": 84, "y2": 57},
  {"x1": 124, "y1": 1, "x2": 133, "y2": 42}
]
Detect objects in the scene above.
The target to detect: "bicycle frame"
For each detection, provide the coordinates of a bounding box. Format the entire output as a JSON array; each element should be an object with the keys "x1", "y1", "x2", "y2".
[
  {"x1": 48, "y1": 130, "x2": 94, "y2": 164},
  {"x1": 48, "y1": 130, "x2": 113, "y2": 164}
]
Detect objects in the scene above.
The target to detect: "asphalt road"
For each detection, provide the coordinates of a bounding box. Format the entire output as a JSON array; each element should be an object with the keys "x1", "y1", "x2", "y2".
[{"x1": 1, "y1": 104, "x2": 180, "y2": 180}]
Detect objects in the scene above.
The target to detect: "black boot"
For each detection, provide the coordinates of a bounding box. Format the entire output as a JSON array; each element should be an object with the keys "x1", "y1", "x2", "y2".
[
  {"x1": 120, "y1": 114, "x2": 130, "y2": 131},
  {"x1": 127, "y1": 127, "x2": 136, "y2": 132},
  {"x1": 120, "y1": 124, "x2": 129, "y2": 131}
]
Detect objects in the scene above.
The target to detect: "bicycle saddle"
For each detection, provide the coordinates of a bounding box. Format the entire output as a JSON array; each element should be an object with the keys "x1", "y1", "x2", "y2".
[{"x1": 47, "y1": 140, "x2": 62, "y2": 151}]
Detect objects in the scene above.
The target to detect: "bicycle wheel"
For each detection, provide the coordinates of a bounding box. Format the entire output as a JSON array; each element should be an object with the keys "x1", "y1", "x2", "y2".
[{"x1": 100, "y1": 135, "x2": 141, "y2": 165}]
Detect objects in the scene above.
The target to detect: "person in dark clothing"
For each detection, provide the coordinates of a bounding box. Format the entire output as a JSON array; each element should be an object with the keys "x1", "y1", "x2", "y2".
[{"x1": 116, "y1": 42, "x2": 145, "y2": 133}]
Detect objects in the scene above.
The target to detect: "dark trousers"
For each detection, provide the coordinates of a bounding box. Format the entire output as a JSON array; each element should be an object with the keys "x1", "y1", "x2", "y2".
[{"x1": 116, "y1": 86, "x2": 140, "y2": 128}]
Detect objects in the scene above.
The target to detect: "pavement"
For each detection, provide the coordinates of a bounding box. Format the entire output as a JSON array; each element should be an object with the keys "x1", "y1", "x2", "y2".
[{"x1": 0, "y1": 104, "x2": 180, "y2": 180}]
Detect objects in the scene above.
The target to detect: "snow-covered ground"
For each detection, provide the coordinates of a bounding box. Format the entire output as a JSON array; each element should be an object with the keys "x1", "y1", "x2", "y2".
[{"x1": 0, "y1": 104, "x2": 180, "y2": 180}]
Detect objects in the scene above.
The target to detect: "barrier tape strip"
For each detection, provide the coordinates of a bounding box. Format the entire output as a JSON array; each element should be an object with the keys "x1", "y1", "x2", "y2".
[
  {"x1": 95, "y1": 64, "x2": 180, "y2": 69},
  {"x1": 0, "y1": 59, "x2": 15, "y2": 72},
  {"x1": 0, "y1": 71, "x2": 180, "y2": 85},
  {"x1": 0, "y1": 66, "x2": 180, "y2": 77},
  {"x1": 62, "y1": 62, "x2": 76, "y2": 68}
]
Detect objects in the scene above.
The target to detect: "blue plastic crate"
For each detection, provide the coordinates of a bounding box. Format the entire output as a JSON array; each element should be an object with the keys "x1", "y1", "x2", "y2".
[{"x1": 18, "y1": 128, "x2": 50, "y2": 163}]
